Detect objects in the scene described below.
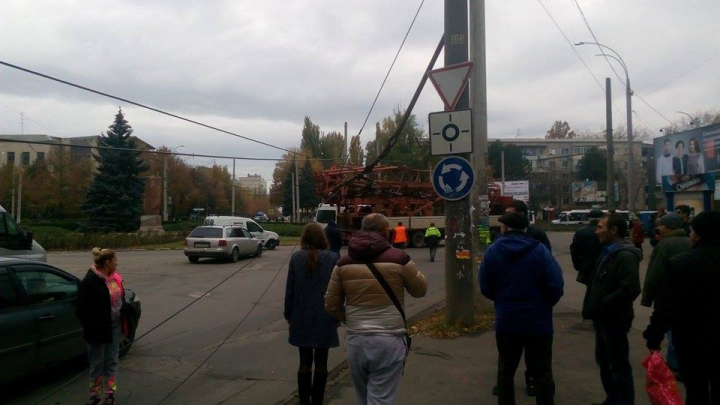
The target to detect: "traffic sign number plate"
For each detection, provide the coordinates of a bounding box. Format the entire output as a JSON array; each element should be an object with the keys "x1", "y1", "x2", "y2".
[{"x1": 429, "y1": 109, "x2": 473, "y2": 156}]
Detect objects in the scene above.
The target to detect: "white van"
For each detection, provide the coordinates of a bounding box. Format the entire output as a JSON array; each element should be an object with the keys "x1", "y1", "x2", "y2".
[
  {"x1": 203, "y1": 216, "x2": 280, "y2": 249},
  {"x1": 0, "y1": 205, "x2": 47, "y2": 262}
]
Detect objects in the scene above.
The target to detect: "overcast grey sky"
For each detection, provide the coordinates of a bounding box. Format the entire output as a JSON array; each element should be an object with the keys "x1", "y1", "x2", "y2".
[{"x1": 1, "y1": 0, "x2": 718, "y2": 182}]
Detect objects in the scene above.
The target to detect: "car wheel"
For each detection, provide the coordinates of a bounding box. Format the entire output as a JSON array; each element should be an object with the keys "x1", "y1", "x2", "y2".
[
  {"x1": 266, "y1": 239, "x2": 277, "y2": 250},
  {"x1": 410, "y1": 231, "x2": 425, "y2": 248},
  {"x1": 254, "y1": 244, "x2": 263, "y2": 257},
  {"x1": 231, "y1": 248, "x2": 240, "y2": 262},
  {"x1": 188, "y1": 256, "x2": 199, "y2": 264}
]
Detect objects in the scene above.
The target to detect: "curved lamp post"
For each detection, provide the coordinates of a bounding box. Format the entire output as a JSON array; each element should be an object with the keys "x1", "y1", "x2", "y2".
[
  {"x1": 575, "y1": 41, "x2": 636, "y2": 212},
  {"x1": 676, "y1": 111, "x2": 697, "y2": 126}
]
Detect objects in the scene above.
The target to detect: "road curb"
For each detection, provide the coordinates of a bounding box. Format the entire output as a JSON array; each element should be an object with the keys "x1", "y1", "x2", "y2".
[{"x1": 276, "y1": 298, "x2": 447, "y2": 405}]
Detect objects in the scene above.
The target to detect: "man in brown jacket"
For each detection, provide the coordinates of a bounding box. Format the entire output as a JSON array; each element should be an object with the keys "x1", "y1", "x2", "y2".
[{"x1": 325, "y1": 213, "x2": 427, "y2": 405}]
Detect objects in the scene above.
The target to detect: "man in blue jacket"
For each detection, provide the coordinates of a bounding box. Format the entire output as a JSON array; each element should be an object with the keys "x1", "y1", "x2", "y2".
[{"x1": 480, "y1": 212, "x2": 564, "y2": 405}]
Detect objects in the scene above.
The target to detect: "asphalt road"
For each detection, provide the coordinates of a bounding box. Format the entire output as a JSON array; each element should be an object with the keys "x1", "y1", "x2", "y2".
[{"x1": 5, "y1": 233, "x2": 654, "y2": 405}]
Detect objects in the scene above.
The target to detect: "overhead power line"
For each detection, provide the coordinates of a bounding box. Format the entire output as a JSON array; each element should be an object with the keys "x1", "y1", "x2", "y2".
[
  {"x1": 355, "y1": 0, "x2": 428, "y2": 141},
  {"x1": 646, "y1": 50, "x2": 720, "y2": 96},
  {"x1": 0, "y1": 60, "x2": 305, "y2": 157}
]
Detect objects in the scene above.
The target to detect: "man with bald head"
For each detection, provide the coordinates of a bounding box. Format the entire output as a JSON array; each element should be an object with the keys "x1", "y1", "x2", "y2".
[{"x1": 326, "y1": 213, "x2": 427, "y2": 405}]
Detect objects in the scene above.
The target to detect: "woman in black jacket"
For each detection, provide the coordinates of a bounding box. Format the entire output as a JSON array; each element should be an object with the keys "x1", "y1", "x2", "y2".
[
  {"x1": 284, "y1": 223, "x2": 339, "y2": 405},
  {"x1": 76, "y1": 248, "x2": 125, "y2": 405}
]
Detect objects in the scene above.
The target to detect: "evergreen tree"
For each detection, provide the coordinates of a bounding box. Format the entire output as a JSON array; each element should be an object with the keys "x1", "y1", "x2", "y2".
[
  {"x1": 82, "y1": 108, "x2": 149, "y2": 232},
  {"x1": 299, "y1": 159, "x2": 320, "y2": 209}
]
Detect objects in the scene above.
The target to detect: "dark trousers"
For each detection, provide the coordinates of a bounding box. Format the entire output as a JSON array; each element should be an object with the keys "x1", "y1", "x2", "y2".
[
  {"x1": 428, "y1": 246, "x2": 437, "y2": 261},
  {"x1": 392, "y1": 242, "x2": 405, "y2": 250},
  {"x1": 496, "y1": 334, "x2": 555, "y2": 405},
  {"x1": 677, "y1": 350, "x2": 720, "y2": 405},
  {"x1": 593, "y1": 321, "x2": 634, "y2": 405}
]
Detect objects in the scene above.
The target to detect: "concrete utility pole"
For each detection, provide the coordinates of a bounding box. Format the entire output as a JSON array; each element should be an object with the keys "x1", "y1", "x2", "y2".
[
  {"x1": 17, "y1": 171, "x2": 22, "y2": 223},
  {"x1": 294, "y1": 159, "x2": 300, "y2": 223},
  {"x1": 344, "y1": 122, "x2": 348, "y2": 160},
  {"x1": 444, "y1": 0, "x2": 474, "y2": 326},
  {"x1": 501, "y1": 149, "x2": 506, "y2": 192},
  {"x1": 231, "y1": 159, "x2": 236, "y2": 216},
  {"x1": 163, "y1": 154, "x2": 169, "y2": 222},
  {"x1": 606, "y1": 78, "x2": 616, "y2": 211},
  {"x1": 469, "y1": 0, "x2": 491, "y2": 313},
  {"x1": 291, "y1": 171, "x2": 297, "y2": 223}
]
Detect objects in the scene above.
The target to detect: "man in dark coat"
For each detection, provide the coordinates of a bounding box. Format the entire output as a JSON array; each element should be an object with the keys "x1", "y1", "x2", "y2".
[
  {"x1": 570, "y1": 209, "x2": 604, "y2": 285},
  {"x1": 494, "y1": 200, "x2": 551, "y2": 397},
  {"x1": 582, "y1": 213, "x2": 641, "y2": 405},
  {"x1": 324, "y1": 220, "x2": 343, "y2": 256},
  {"x1": 480, "y1": 212, "x2": 564, "y2": 405},
  {"x1": 672, "y1": 140, "x2": 688, "y2": 174},
  {"x1": 643, "y1": 210, "x2": 720, "y2": 405},
  {"x1": 507, "y1": 200, "x2": 551, "y2": 252}
]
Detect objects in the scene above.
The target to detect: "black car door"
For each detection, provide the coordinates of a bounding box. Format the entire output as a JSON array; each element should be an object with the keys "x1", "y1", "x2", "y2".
[
  {"x1": 12, "y1": 264, "x2": 85, "y2": 369},
  {"x1": 0, "y1": 266, "x2": 38, "y2": 383}
]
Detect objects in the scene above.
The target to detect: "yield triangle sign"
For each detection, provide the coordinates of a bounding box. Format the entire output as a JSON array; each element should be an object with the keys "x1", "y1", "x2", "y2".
[{"x1": 428, "y1": 61, "x2": 474, "y2": 111}]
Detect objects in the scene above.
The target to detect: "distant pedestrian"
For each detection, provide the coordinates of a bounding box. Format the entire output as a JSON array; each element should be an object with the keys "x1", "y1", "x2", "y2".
[
  {"x1": 570, "y1": 209, "x2": 604, "y2": 285},
  {"x1": 643, "y1": 210, "x2": 720, "y2": 405},
  {"x1": 630, "y1": 215, "x2": 645, "y2": 257},
  {"x1": 325, "y1": 213, "x2": 427, "y2": 405},
  {"x1": 392, "y1": 221, "x2": 407, "y2": 249},
  {"x1": 76, "y1": 248, "x2": 126, "y2": 405},
  {"x1": 495, "y1": 200, "x2": 551, "y2": 397},
  {"x1": 284, "y1": 223, "x2": 340, "y2": 405},
  {"x1": 507, "y1": 200, "x2": 551, "y2": 251},
  {"x1": 480, "y1": 212, "x2": 564, "y2": 405},
  {"x1": 675, "y1": 205, "x2": 692, "y2": 236},
  {"x1": 325, "y1": 220, "x2": 343, "y2": 257},
  {"x1": 582, "y1": 214, "x2": 641, "y2": 405},
  {"x1": 640, "y1": 211, "x2": 691, "y2": 372},
  {"x1": 424, "y1": 223, "x2": 442, "y2": 262}
]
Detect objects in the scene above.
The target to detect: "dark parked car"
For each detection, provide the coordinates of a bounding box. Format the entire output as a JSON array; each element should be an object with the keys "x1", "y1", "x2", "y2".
[{"x1": 0, "y1": 259, "x2": 141, "y2": 384}]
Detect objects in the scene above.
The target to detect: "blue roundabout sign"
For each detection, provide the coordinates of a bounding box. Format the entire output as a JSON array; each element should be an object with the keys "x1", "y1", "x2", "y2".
[{"x1": 432, "y1": 156, "x2": 475, "y2": 201}]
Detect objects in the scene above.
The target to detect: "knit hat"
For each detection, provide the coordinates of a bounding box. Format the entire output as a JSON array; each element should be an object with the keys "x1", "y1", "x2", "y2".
[
  {"x1": 690, "y1": 211, "x2": 720, "y2": 240},
  {"x1": 498, "y1": 212, "x2": 529, "y2": 230},
  {"x1": 659, "y1": 212, "x2": 683, "y2": 230}
]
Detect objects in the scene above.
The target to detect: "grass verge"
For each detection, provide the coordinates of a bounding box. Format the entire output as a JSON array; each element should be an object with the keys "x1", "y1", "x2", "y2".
[{"x1": 408, "y1": 307, "x2": 494, "y2": 339}]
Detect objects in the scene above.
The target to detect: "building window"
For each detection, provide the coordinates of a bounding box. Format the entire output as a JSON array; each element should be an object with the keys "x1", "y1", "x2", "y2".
[
  {"x1": 36, "y1": 152, "x2": 45, "y2": 162},
  {"x1": 562, "y1": 197, "x2": 570, "y2": 205},
  {"x1": 562, "y1": 160, "x2": 569, "y2": 168},
  {"x1": 548, "y1": 148, "x2": 556, "y2": 156},
  {"x1": 7, "y1": 152, "x2": 15, "y2": 165},
  {"x1": 562, "y1": 185, "x2": 570, "y2": 193},
  {"x1": 549, "y1": 161, "x2": 556, "y2": 168},
  {"x1": 561, "y1": 174, "x2": 568, "y2": 180},
  {"x1": 561, "y1": 148, "x2": 569, "y2": 155},
  {"x1": 21, "y1": 152, "x2": 30, "y2": 166}
]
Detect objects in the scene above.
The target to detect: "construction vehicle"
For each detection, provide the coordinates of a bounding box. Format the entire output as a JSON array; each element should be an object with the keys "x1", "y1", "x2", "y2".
[
  {"x1": 314, "y1": 165, "x2": 444, "y2": 247},
  {"x1": 313, "y1": 165, "x2": 517, "y2": 247}
]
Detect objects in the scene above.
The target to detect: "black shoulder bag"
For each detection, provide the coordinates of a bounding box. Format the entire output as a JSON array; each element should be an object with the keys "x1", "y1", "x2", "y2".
[{"x1": 365, "y1": 262, "x2": 412, "y2": 359}]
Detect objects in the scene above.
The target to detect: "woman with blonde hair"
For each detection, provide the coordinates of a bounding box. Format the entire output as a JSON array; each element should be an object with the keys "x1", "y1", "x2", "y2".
[
  {"x1": 76, "y1": 248, "x2": 126, "y2": 405},
  {"x1": 284, "y1": 223, "x2": 339, "y2": 405}
]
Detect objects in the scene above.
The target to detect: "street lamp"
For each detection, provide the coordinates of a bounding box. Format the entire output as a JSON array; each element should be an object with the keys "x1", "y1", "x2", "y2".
[
  {"x1": 676, "y1": 111, "x2": 697, "y2": 127},
  {"x1": 575, "y1": 41, "x2": 636, "y2": 213},
  {"x1": 164, "y1": 145, "x2": 184, "y2": 222}
]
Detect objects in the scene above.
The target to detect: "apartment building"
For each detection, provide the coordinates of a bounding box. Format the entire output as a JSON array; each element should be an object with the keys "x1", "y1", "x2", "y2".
[
  {"x1": 236, "y1": 173, "x2": 268, "y2": 195},
  {"x1": 489, "y1": 137, "x2": 656, "y2": 210}
]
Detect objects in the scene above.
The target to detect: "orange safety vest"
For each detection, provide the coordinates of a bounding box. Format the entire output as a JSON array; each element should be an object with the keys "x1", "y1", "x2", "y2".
[{"x1": 393, "y1": 226, "x2": 407, "y2": 243}]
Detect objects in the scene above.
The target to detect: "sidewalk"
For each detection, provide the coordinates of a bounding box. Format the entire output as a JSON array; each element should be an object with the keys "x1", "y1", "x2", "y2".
[{"x1": 320, "y1": 305, "x2": 669, "y2": 405}]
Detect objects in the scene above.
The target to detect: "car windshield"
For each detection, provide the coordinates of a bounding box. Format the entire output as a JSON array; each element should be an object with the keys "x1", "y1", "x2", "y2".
[
  {"x1": 189, "y1": 227, "x2": 223, "y2": 238},
  {"x1": 316, "y1": 210, "x2": 336, "y2": 224}
]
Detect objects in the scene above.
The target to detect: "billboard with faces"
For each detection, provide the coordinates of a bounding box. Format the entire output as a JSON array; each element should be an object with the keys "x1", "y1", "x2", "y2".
[{"x1": 653, "y1": 123, "x2": 720, "y2": 185}]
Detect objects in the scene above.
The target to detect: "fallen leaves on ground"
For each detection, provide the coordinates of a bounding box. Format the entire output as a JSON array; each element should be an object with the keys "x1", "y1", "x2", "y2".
[{"x1": 408, "y1": 307, "x2": 494, "y2": 339}]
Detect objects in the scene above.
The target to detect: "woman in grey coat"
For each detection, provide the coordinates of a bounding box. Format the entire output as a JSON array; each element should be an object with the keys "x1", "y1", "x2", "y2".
[{"x1": 284, "y1": 223, "x2": 339, "y2": 405}]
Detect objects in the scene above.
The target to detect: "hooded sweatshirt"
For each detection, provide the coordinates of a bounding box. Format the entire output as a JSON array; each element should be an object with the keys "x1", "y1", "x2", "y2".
[
  {"x1": 324, "y1": 231, "x2": 427, "y2": 336},
  {"x1": 479, "y1": 230, "x2": 564, "y2": 336}
]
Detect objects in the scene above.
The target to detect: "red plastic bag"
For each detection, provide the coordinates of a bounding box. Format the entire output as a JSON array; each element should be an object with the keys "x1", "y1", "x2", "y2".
[{"x1": 642, "y1": 351, "x2": 684, "y2": 405}]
